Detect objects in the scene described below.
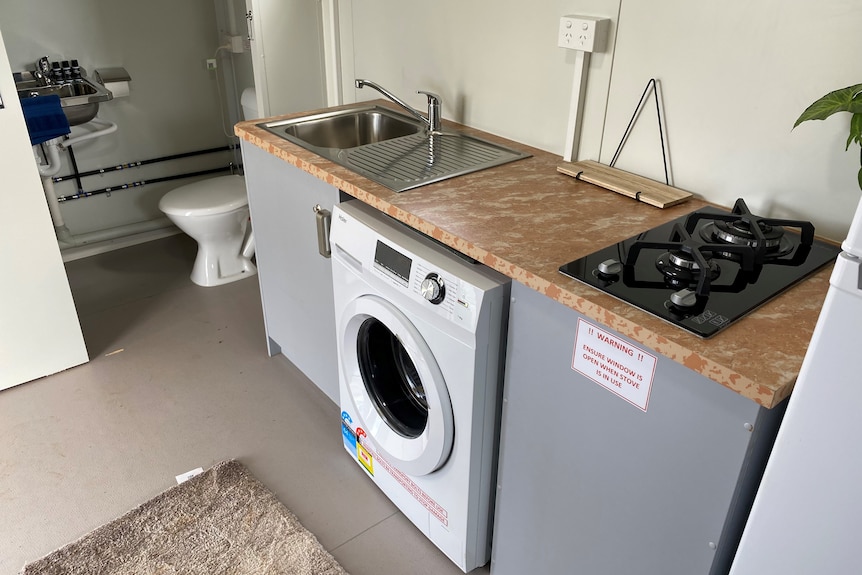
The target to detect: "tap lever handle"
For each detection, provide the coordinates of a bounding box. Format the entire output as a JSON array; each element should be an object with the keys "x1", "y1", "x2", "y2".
[
  {"x1": 418, "y1": 91, "x2": 442, "y2": 132},
  {"x1": 417, "y1": 90, "x2": 441, "y2": 103}
]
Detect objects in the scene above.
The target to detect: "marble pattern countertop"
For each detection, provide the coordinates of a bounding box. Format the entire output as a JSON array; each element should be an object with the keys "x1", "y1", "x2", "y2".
[{"x1": 236, "y1": 102, "x2": 833, "y2": 409}]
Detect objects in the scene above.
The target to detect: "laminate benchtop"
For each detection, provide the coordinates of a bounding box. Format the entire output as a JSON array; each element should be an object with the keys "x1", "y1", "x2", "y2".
[{"x1": 236, "y1": 101, "x2": 832, "y2": 408}]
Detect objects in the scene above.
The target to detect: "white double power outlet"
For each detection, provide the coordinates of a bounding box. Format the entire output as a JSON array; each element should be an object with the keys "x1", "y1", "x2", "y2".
[{"x1": 558, "y1": 15, "x2": 610, "y2": 53}]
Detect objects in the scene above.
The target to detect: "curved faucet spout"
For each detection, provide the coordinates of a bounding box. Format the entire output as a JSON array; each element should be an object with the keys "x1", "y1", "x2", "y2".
[{"x1": 355, "y1": 79, "x2": 442, "y2": 132}]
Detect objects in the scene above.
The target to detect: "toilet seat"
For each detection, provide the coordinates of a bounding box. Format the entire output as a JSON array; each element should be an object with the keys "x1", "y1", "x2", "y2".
[{"x1": 159, "y1": 175, "x2": 247, "y2": 217}]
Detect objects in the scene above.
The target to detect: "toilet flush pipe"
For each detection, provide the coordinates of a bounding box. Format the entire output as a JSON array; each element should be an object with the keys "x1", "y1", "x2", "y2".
[{"x1": 60, "y1": 118, "x2": 117, "y2": 149}]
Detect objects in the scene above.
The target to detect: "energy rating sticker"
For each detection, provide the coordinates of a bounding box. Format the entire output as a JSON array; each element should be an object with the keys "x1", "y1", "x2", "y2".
[
  {"x1": 571, "y1": 318, "x2": 657, "y2": 412},
  {"x1": 357, "y1": 442, "x2": 374, "y2": 476}
]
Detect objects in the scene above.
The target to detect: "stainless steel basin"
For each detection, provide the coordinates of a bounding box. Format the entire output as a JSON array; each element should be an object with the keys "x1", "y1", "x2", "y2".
[
  {"x1": 273, "y1": 107, "x2": 423, "y2": 149},
  {"x1": 260, "y1": 105, "x2": 530, "y2": 192},
  {"x1": 16, "y1": 73, "x2": 113, "y2": 126}
]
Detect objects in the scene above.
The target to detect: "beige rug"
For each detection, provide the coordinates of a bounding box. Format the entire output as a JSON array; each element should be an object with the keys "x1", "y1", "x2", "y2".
[{"x1": 20, "y1": 460, "x2": 349, "y2": 575}]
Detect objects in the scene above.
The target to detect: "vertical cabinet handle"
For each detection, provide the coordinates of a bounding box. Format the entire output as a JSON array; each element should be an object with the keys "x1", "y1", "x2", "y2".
[{"x1": 313, "y1": 204, "x2": 332, "y2": 258}]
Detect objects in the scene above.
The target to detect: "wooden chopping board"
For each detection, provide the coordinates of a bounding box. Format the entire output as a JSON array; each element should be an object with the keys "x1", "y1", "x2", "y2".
[{"x1": 558, "y1": 160, "x2": 692, "y2": 208}]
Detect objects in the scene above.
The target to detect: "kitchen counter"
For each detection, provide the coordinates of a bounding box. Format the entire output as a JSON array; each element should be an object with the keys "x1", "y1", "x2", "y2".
[{"x1": 235, "y1": 101, "x2": 832, "y2": 408}]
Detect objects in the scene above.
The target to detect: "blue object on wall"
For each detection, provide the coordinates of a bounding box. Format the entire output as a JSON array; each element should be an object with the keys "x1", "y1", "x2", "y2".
[{"x1": 21, "y1": 95, "x2": 70, "y2": 146}]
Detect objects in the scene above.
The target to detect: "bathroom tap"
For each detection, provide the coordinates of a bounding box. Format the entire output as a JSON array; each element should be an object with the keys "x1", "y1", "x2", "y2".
[
  {"x1": 33, "y1": 56, "x2": 54, "y2": 85},
  {"x1": 355, "y1": 79, "x2": 442, "y2": 133}
]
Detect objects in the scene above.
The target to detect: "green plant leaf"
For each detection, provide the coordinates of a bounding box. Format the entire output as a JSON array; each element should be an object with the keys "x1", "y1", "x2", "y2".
[
  {"x1": 794, "y1": 84, "x2": 862, "y2": 127},
  {"x1": 848, "y1": 113, "x2": 862, "y2": 150},
  {"x1": 858, "y1": 165, "x2": 862, "y2": 191}
]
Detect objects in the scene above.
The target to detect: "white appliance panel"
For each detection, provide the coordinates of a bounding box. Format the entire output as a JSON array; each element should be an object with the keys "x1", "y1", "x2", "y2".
[{"x1": 731, "y1": 201, "x2": 862, "y2": 574}]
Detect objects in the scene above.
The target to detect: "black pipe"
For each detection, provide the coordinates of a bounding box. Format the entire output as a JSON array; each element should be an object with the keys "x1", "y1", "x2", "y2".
[
  {"x1": 66, "y1": 146, "x2": 84, "y2": 194},
  {"x1": 52, "y1": 144, "x2": 236, "y2": 183},
  {"x1": 56, "y1": 166, "x2": 237, "y2": 202}
]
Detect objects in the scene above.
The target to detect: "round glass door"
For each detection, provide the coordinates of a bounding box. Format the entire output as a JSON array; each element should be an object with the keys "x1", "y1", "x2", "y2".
[
  {"x1": 357, "y1": 317, "x2": 428, "y2": 438},
  {"x1": 340, "y1": 294, "x2": 454, "y2": 476}
]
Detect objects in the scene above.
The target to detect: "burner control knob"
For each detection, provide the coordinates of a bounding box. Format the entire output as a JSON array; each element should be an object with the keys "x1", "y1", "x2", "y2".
[
  {"x1": 670, "y1": 288, "x2": 698, "y2": 308},
  {"x1": 421, "y1": 273, "x2": 446, "y2": 304},
  {"x1": 597, "y1": 259, "x2": 622, "y2": 275}
]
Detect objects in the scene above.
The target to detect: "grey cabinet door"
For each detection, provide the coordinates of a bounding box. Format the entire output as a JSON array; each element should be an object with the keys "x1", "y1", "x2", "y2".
[
  {"x1": 241, "y1": 142, "x2": 339, "y2": 403},
  {"x1": 491, "y1": 282, "x2": 782, "y2": 575}
]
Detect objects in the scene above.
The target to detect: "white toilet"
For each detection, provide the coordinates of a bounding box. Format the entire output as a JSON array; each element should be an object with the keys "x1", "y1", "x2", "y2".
[{"x1": 159, "y1": 88, "x2": 258, "y2": 287}]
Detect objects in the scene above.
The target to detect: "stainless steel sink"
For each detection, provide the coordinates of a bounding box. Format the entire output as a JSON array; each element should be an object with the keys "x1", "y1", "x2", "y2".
[
  {"x1": 274, "y1": 107, "x2": 423, "y2": 149},
  {"x1": 260, "y1": 105, "x2": 530, "y2": 192},
  {"x1": 16, "y1": 72, "x2": 113, "y2": 126}
]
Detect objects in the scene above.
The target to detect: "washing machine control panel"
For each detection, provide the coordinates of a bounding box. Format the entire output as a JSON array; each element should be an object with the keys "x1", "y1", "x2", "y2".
[
  {"x1": 332, "y1": 201, "x2": 508, "y2": 332},
  {"x1": 369, "y1": 241, "x2": 482, "y2": 329}
]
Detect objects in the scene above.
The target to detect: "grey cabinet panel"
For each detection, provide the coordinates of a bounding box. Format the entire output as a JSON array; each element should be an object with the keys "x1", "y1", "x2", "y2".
[
  {"x1": 491, "y1": 282, "x2": 781, "y2": 575},
  {"x1": 241, "y1": 142, "x2": 339, "y2": 403}
]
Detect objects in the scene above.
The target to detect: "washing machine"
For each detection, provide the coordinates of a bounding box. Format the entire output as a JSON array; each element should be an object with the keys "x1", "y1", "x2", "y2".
[{"x1": 331, "y1": 200, "x2": 510, "y2": 572}]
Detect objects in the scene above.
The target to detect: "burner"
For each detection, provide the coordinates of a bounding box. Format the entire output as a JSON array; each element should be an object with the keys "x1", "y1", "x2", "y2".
[
  {"x1": 713, "y1": 218, "x2": 783, "y2": 246},
  {"x1": 699, "y1": 222, "x2": 794, "y2": 259},
  {"x1": 656, "y1": 250, "x2": 720, "y2": 289},
  {"x1": 687, "y1": 198, "x2": 814, "y2": 263},
  {"x1": 626, "y1": 222, "x2": 754, "y2": 297}
]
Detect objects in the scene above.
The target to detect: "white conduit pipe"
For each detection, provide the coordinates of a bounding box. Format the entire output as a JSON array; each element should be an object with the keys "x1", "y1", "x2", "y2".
[
  {"x1": 60, "y1": 217, "x2": 175, "y2": 248},
  {"x1": 35, "y1": 137, "x2": 64, "y2": 177},
  {"x1": 60, "y1": 118, "x2": 117, "y2": 149},
  {"x1": 41, "y1": 175, "x2": 66, "y2": 228},
  {"x1": 37, "y1": 117, "x2": 119, "y2": 236}
]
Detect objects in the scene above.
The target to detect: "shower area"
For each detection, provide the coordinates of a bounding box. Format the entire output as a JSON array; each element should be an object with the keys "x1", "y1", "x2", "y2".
[{"x1": 1, "y1": 0, "x2": 328, "y2": 261}]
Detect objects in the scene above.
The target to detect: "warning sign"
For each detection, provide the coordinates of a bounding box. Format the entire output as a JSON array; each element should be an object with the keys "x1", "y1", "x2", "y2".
[{"x1": 571, "y1": 318, "x2": 657, "y2": 411}]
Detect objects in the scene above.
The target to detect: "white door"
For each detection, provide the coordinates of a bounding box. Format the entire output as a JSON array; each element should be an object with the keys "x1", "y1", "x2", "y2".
[
  {"x1": 339, "y1": 294, "x2": 454, "y2": 476},
  {"x1": 0, "y1": 29, "x2": 88, "y2": 391},
  {"x1": 245, "y1": 0, "x2": 328, "y2": 117}
]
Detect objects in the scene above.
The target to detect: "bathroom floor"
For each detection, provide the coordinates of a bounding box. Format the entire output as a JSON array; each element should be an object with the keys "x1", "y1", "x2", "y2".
[{"x1": 0, "y1": 234, "x2": 492, "y2": 575}]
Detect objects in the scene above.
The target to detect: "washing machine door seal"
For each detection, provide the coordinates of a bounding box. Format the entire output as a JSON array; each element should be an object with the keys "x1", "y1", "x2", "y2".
[{"x1": 340, "y1": 294, "x2": 454, "y2": 476}]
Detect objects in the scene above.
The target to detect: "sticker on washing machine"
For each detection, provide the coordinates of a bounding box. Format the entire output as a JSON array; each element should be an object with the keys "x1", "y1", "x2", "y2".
[
  {"x1": 571, "y1": 318, "x2": 657, "y2": 412},
  {"x1": 341, "y1": 421, "x2": 357, "y2": 453},
  {"x1": 362, "y1": 443, "x2": 449, "y2": 527},
  {"x1": 357, "y1": 442, "x2": 374, "y2": 476},
  {"x1": 341, "y1": 411, "x2": 357, "y2": 453}
]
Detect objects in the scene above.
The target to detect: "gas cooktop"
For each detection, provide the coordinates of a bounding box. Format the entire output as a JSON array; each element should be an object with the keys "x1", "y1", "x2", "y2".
[{"x1": 559, "y1": 199, "x2": 840, "y2": 338}]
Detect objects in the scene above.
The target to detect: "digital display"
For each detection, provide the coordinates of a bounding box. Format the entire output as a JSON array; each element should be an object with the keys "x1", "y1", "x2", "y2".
[{"x1": 374, "y1": 240, "x2": 412, "y2": 284}]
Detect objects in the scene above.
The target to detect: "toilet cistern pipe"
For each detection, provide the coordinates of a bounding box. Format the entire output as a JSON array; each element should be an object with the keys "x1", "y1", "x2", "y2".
[{"x1": 355, "y1": 79, "x2": 442, "y2": 132}]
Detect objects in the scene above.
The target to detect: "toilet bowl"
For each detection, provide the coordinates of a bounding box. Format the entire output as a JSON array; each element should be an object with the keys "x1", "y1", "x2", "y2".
[
  {"x1": 158, "y1": 87, "x2": 259, "y2": 287},
  {"x1": 159, "y1": 176, "x2": 256, "y2": 286}
]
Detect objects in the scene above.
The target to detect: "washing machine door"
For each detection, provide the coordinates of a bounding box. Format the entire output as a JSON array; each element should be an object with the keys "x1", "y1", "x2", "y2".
[{"x1": 340, "y1": 294, "x2": 454, "y2": 476}]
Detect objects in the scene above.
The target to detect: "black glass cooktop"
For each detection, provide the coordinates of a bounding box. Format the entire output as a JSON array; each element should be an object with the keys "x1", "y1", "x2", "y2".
[{"x1": 559, "y1": 200, "x2": 841, "y2": 338}]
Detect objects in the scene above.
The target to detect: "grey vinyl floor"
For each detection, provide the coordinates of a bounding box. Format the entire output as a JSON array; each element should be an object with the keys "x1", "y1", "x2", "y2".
[{"x1": 0, "y1": 234, "x2": 492, "y2": 575}]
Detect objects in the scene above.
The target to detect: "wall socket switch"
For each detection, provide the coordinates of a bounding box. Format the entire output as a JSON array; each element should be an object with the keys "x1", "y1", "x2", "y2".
[
  {"x1": 558, "y1": 15, "x2": 610, "y2": 53},
  {"x1": 205, "y1": 59, "x2": 217, "y2": 71}
]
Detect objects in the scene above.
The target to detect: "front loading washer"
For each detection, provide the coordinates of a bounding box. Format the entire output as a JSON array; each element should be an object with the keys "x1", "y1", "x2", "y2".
[{"x1": 331, "y1": 200, "x2": 510, "y2": 572}]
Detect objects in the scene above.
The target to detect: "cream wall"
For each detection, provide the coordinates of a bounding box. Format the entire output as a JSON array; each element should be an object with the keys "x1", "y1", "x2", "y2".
[
  {"x1": 349, "y1": 0, "x2": 862, "y2": 241},
  {"x1": 349, "y1": 0, "x2": 621, "y2": 162}
]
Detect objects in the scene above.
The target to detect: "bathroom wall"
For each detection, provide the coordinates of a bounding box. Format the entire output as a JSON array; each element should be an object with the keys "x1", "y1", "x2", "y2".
[
  {"x1": 0, "y1": 0, "x2": 238, "y2": 237},
  {"x1": 348, "y1": 0, "x2": 862, "y2": 241}
]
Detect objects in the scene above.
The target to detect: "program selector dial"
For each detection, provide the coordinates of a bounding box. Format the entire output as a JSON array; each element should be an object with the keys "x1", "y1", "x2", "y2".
[{"x1": 420, "y1": 273, "x2": 446, "y2": 304}]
